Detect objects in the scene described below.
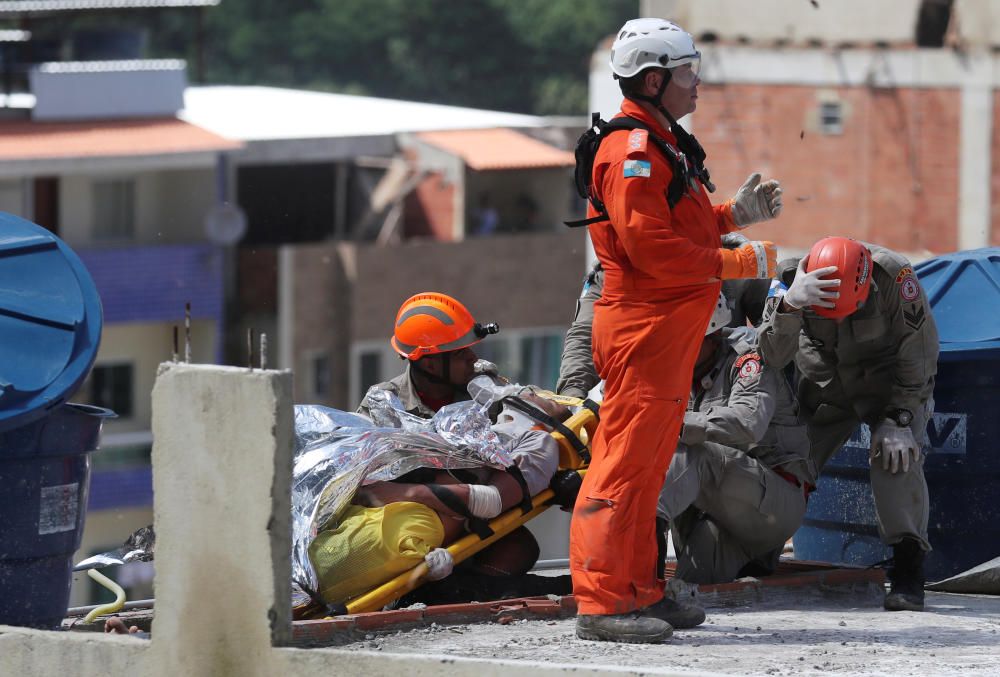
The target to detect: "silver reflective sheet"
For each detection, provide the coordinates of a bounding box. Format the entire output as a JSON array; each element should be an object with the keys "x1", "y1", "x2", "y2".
[{"x1": 290, "y1": 382, "x2": 518, "y2": 593}]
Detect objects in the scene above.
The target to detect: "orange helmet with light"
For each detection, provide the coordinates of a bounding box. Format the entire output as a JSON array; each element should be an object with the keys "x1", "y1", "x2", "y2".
[
  {"x1": 390, "y1": 292, "x2": 498, "y2": 360},
  {"x1": 806, "y1": 237, "x2": 873, "y2": 319}
]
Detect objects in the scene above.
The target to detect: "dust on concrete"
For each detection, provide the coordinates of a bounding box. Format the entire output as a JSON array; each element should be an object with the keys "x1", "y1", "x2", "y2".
[{"x1": 336, "y1": 592, "x2": 1000, "y2": 676}]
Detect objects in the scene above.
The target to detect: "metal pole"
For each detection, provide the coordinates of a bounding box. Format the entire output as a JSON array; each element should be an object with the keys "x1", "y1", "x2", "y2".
[{"x1": 185, "y1": 302, "x2": 192, "y2": 363}]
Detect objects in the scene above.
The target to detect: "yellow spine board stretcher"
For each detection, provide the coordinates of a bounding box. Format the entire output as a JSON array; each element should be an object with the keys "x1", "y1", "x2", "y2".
[{"x1": 342, "y1": 405, "x2": 598, "y2": 615}]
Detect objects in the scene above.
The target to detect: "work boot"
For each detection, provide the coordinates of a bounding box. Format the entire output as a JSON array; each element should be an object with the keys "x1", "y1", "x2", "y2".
[
  {"x1": 884, "y1": 538, "x2": 926, "y2": 612},
  {"x1": 640, "y1": 596, "x2": 706, "y2": 629},
  {"x1": 576, "y1": 612, "x2": 673, "y2": 644}
]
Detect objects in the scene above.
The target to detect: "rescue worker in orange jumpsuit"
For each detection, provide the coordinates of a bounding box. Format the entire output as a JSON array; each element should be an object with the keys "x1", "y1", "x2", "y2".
[{"x1": 570, "y1": 18, "x2": 784, "y2": 644}]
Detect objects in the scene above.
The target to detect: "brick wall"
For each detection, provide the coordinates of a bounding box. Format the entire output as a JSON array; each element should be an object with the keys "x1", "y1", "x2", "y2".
[
  {"x1": 695, "y1": 83, "x2": 960, "y2": 254},
  {"x1": 238, "y1": 247, "x2": 278, "y2": 315},
  {"x1": 288, "y1": 230, "x2": 589, "y2": 408},
  {"x1": 351, "y1": 229, "x2": 589, "y2": 341},
  {"x1": 290, "y1": 242, "x2": 354, "y2": 407}
]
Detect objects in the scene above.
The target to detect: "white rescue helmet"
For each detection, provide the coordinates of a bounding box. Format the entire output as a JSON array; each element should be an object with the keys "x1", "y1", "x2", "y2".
[
  {"x1": 705, "y1": 292, "x2": 732, "y2": 335},
  {"x1": 610, "y1": 18, "x2": 701, "y2": 80}
]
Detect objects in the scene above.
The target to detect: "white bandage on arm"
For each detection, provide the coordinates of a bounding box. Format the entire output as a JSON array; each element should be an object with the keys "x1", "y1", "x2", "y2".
[{"x1": 466, "y1": 484, "x2": 503, "y2": 519}]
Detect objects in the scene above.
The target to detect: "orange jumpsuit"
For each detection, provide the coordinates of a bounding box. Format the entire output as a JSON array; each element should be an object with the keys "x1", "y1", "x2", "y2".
[{"x1": 569, "y1": 100, "x2": 739, "y2": 615}]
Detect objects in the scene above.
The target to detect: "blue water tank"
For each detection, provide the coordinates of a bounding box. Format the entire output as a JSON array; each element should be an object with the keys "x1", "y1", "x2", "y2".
[
  {"x1": 0, "y1": 213, "x2": 107, "y2": 628},
  {"x1": 0, "y1": 212, "x2": 103, "y2": 432},
  {"x1": 0, "y1": 404, "x2": 115, "y2": 628},
  {"x1": 793, "y1": 248, "x2": 1000, "y2": 581}
]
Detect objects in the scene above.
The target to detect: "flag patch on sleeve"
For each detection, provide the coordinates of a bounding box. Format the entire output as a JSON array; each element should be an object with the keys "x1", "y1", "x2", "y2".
[{"x1": 623, "y1": 159, "x2": 651, "y2": 178}]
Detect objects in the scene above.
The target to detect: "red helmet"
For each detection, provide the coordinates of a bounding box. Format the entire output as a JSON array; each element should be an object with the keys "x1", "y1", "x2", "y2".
[
  {"x1": 805, "y1": 237, "x2": 873, "y2": 319},
  {"x1": 391, "y1": 292, "x2": 497, "y2": 360}
]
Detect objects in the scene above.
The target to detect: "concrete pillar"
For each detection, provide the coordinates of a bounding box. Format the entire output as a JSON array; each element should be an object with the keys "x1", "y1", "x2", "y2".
[
  {"x1": 958, "y1": 53, "x2": 993, "y2": 251},
  {"x1": 149, "y1": 363, "x2": 293, "y2": 675}
]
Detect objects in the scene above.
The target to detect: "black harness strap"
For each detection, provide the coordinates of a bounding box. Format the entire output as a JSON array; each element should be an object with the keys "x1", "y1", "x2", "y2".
[
  {"x1": 504, "y1": 464, "x2": 534, "y2": 515},
  {"x1": 565, "y1": 114, "x2": 693, "y2": 229},
  {"x1": 580, "y1": 398, "x2": 601, "y2": 422},
  {"x1": 502, "y1": 397, "x2": 591, "y2": 465},
  {"x1": 427, "y1": 484, "x2": 494, "y2": 539}
]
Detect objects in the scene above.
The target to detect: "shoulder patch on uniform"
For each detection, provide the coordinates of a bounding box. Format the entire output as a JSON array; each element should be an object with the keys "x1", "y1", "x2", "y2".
[
  {"x1": 895, "y1": 266, "x2": 913, "y2": 284},
  {"x1": 626, "y1": 129, "x2": 648, "y2": 155},
  {"x1": 899, "y1": 274, "x2": 920, "y2": 302},
  {"x1": 623, "y1": 159, "x2": 651, "y2": 178},
  {"x1": 734, "y1": 352, "x2": 762, "y2": 381}
]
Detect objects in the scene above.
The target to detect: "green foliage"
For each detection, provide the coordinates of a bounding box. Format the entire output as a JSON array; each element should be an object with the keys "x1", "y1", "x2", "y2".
[{"x1": 136, "y1": 0, "x2": 635, "y2": 114}]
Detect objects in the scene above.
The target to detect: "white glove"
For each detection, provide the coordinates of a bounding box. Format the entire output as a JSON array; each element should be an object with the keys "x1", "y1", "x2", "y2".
[
  {"x1": 870, "y1": 419, "x2": 920, "y2": 474},
  {"x1": 720, "y1": 231, "x2": 750, "y2": 249},
  {"x1": 424, "y1": 548, "x2": 454, "y2": 581},
  {"x1": 730, "y1": 173, "x2": 783, "y2": 228},
  {"x1": 784, "y1": 258, "x2": 840, "y2": 311}
]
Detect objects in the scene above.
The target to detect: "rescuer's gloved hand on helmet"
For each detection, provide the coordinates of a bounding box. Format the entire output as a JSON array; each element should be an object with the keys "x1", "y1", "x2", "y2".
[
  {"x1": 720, "y1": 231, "x2": 750, "y2": 249},
  {"x1": 720, "y1": 240, "x2": 777, "y2": 279},
  {"x1": 424, "y1": 547, "x2": 454, "y2": 581},
  {"x1": 870, "y1": 419, "x2": 920, "y2": 474},
  {"x1": 782, "y1": 258, "x2": 841, "y2": 311},
  {"x1": 729, "y1": 173, "x2": 783, "y2": 227}
]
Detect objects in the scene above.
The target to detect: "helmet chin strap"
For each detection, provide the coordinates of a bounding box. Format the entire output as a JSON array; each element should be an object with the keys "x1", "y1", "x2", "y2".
[
  {"x1": 627, "y1": 69, "x2": 715, "y2": 193},
  {"x1": 410, "y1": 353, "x2": 468, "y2": 394},
  {"x1": 631, "y1": 68, "x2": 674, "y2": 124}
]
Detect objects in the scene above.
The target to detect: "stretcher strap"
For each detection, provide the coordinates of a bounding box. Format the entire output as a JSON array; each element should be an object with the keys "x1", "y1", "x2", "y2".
[
  {"x1": 581, "y1": 398, "x2": 601, "y2": 421},
  {"x1": 502, "y1": 397, "x2": 592, "y2": 464},
  {"x1": 505, "y1": 464, "x2": 533, "y2": 515},
  {"x1": 427, "y1": 483, "x2": 494, "y2": 539}
]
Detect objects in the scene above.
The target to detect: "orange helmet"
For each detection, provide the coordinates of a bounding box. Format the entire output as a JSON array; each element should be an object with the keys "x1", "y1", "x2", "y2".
[
  {"x1": 806, "y1": 237, "x2": 873, "y2": 319},
  {"x1": 390, "y1": 292, "x2": 498, "y2": 360}
]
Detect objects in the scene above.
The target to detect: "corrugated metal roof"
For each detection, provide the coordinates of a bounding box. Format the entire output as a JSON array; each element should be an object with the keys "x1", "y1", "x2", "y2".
[
  {"x1": 415, "y1": 128, "x2": 575, "y2": 170},
  {"x1": 0, "y1": 117, "x2": 240, "y2": 161},
  {"x1": 0, "y1": 0, "x2": 217, "y2": 12}
]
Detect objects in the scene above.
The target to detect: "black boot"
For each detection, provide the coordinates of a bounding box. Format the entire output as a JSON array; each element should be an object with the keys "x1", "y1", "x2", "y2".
[
  {"x1": 884, "y1": 538, "x2": 926, "y2": 611},
  {"x1": 639, "y1": 596, "x2": 706, "y2": 629},
  {"x1": 576, "y1": 612, "x2": 672, "y2": 644}
]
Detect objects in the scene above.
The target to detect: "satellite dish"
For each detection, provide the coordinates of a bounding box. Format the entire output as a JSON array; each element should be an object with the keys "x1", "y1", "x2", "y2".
[{"x1": 204, "y1": 202, "x2": 247, "y2": 246}]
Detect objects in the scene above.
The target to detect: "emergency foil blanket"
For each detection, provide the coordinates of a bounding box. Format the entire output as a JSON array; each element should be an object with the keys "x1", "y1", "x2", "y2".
[{"x1": 290, "y1": 376, "x2": 516, "y2": 594}]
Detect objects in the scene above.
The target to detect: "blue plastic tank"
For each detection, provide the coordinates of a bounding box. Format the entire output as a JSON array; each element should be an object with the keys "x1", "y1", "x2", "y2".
[
  {"x1": 0, "y1": 212, "x2": 103, "y2": 432},
  {"x1": 793, "y1": 247, "x2": 1000, "y2": 581},
  {"x1": 0, "y1": 213, "x2": 107, "y2": 628},
  {"x1": 0, "y1": 404, "x2": 115, "y2": 628}
]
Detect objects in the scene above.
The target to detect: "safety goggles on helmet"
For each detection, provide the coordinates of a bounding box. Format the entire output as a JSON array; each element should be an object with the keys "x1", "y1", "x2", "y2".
[{"x1": 667, "y1": 56, "x2": 700, "y2": 88}]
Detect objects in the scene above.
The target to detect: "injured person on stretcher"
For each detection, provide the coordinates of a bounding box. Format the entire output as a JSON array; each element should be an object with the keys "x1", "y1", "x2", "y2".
[{"x1": 292, "y1": 378, "x2": 576, "y2": 617}]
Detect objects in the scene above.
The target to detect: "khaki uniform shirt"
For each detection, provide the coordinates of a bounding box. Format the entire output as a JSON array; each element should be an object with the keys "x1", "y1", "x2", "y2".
[
  {"x1": 356, "y1": 364, "x2": 470, "y2": 419},
  {"x1": 681, "y1": 327, "x2": 814, "y2": 483},
  {"x1": 758, "y1": 244, "x2": 939, "y2": 434}
]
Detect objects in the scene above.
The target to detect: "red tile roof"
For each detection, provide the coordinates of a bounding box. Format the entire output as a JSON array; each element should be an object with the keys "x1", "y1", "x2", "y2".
[
  {"x1": 0, "y1": 117, "x2": 241, "y2": 161},
  {"x1": 416, "y1": 128, "x2": 574, "y2": 170}
]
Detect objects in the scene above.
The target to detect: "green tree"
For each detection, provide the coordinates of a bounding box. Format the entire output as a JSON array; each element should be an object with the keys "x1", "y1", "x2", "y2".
[{"x1": 88, "y1": 0, "x2": 640, "y2": 114}]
